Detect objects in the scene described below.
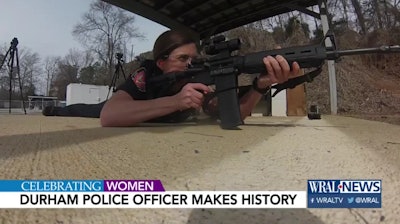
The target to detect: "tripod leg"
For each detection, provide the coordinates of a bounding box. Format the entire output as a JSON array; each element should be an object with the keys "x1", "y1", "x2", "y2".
[
  {"x1": 8, "y1": 50, "x2": 15, "y2": 114},
  {"x1": 15, "y1": 48, "x2": 26, "y2": 114},
  {"x1": 119, "y1": 61, "x2": 127, "y2": 80},
  {"x1": 0, "y1": 48, "x2": 11, "y2": 113},
  {"x1": 106, "y1": 65, "x2": 119, "y2": 100},
  {"x1": 112, "y1": 66, "x2": 119, "y2": 93}
]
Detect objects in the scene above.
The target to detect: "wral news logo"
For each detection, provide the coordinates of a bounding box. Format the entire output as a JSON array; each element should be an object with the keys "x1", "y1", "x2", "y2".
[{"x1": 307, "y1": 180, "x2": 382, "y2": 208}]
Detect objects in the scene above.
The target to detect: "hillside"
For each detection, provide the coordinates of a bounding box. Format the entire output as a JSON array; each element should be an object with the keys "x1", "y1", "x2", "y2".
[{"x1": 306, "y1": 30, "x2": 400, "y2": 124}]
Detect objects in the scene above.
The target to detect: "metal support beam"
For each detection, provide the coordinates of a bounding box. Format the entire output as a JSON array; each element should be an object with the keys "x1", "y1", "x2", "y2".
[
  {"x1": 285, "y1": 4, "x2": 320, "y2": 19},
  {"x1": 319, "y1": 0, "x2": 337, "y2": 114}
]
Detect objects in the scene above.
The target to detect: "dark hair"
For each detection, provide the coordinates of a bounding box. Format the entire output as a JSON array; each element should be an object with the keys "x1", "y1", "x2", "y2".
[{"x1": 153, "y1": 30, "x2": 196, "y2": 61}]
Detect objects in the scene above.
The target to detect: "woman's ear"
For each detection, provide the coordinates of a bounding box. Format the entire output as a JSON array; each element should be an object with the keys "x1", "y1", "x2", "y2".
[{"x1": 156, "y1": 59, "x2": 164, "y2": 70}]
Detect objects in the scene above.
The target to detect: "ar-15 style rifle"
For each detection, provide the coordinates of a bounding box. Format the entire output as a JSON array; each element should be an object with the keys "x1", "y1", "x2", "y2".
[{"x1": 147, "y1": 33, "x2": 400, "y2": 130}]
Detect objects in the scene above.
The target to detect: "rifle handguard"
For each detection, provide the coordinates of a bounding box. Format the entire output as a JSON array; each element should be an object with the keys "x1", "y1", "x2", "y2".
[{"x1": 252, "y1": 77, "x2": 271, "y2": 95}]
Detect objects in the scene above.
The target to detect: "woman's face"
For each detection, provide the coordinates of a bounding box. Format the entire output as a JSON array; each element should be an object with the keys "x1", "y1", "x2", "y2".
[{"x1": 157, "y1": 43, "x2": 198, "y2": 73}]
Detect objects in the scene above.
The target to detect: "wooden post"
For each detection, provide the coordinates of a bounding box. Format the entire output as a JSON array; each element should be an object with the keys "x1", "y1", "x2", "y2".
[{"x1": 286, "y1": 69, "x2": 307, "y2": 116}]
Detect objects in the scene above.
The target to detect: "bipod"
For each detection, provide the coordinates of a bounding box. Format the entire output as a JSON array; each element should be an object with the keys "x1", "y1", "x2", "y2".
[
  {"x1": 107, "y1": 53, "x2": 127, "y2": 99},
  {"x1": 0, "y1": 38, "x2": 26, "y2": 114}
]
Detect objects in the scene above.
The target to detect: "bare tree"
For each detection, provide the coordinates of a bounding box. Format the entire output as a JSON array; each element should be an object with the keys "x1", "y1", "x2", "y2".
[
  {"x1": 0, "y1": 45, "x2": 42, "y2": 99},
  {"x1": 72, "y1": 0, "x2": 144, "y2": 82},
  {"x1": 64, "y1": 49, "x2": 94, "y2": 69},
  {"x1": 43, "y1": 56, "x2": 61, "y2": 96},
  {"x1": 339, "y1": 0, "x2": 350, "y2": 28},
  {"x1": 15, "y1": 49, "x2": 42, "y2": 98},
  {"x1": 49, "y1": 49, "x2": 95, "y2": 99},
  {"x1": 351, "y1": 0, "x2": 367, "y2": 34},
  {"x1": 374, "y1": 0, "x2": 384, "y2": 29}
]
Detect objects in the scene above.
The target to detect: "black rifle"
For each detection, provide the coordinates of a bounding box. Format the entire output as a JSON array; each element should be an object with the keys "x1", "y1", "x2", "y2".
[{"x1": 147, "y1": 33, "x2": 400, "y2": 130}]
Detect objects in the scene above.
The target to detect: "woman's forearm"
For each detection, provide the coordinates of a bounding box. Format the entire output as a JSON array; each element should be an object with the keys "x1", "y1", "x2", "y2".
[
  {"x1": 100, "y1": 91, "x2": 178, "y2": 127},
  {"x1": 239, "y1": 90, "x2": 264, "y2": 120}
]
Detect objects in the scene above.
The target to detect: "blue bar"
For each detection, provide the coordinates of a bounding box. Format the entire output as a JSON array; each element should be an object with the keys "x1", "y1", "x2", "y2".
[
  {"x1": 0, "y1": 180, "x2": 103, "y2": 192},
  {"x1": 308, "y1": 193, "x2": 382, "y2": 208}
]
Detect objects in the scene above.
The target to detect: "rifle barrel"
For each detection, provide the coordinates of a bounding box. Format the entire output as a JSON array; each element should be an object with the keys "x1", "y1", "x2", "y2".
[{"x1": 327, "y1": 45, "x2": 400, "y2": 59}]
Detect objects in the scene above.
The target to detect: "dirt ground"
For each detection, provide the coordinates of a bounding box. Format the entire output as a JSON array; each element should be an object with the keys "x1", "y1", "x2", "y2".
[{"x1": 0, "y1": 114, "x2": 399, "y2": 224}]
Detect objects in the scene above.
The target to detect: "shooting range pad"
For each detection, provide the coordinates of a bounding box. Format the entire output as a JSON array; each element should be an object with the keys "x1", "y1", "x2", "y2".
[{"x1": 0, "y1": 114, "x2": 399, "y2": 223}]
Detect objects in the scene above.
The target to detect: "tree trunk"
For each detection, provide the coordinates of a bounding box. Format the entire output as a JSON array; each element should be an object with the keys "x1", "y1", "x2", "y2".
[
  {"x1": 373, "y1": 0, "x2": 384, "y2": 29},
  {"x1": 341, "y1": 0, "x2": 350, "y2": 28},
  {"x1": 351, "y1": 0, "x2": 367, "y2": 34}
]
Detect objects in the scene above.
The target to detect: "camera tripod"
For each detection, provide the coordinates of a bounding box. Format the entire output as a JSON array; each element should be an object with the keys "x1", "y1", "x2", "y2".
[
  {"x1": 106, "y1": 53, "x2": 127, "y2": 99},
  {"x1": 0, "y1": 38, "x2": 26, "y2": 114}
]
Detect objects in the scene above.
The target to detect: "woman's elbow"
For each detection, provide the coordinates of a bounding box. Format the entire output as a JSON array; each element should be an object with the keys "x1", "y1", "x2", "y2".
[
  {"x1": 100, "y1": 110, "x2": 113, "y2": 127},
  {"x1": 99, "y1": 107, "x2": 139, "y2": 127},
  {"x1": 99, "y1": 102, "x2": 117, "y2": 127}
]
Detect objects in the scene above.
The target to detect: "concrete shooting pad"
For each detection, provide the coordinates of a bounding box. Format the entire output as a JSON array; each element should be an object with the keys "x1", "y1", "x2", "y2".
[{"x1": 0, "y1": 114, "x2": 399, "y2": 223}]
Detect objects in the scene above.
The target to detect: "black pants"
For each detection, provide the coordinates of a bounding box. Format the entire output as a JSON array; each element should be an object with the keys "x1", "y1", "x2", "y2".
[
  {"x1": 54, "y1": 101, "x2": 106, "y2": 118},
  {"x1": 51, "y1": 86, "x2": 254, "y2": 119}
]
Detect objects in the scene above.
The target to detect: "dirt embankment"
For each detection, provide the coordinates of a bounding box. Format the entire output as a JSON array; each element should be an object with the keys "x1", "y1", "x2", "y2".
[{"x1": 305, "y1": 30, "x2": 400, "y2": 125}]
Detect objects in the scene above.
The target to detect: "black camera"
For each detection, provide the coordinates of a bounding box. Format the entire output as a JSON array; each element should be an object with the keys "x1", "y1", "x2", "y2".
[
  {"x1": 116, "y1": 53, "x2": 123, "y2": 60},
  {"x1": 11, "y1": 38, "x2": 18, "y2": 49}
]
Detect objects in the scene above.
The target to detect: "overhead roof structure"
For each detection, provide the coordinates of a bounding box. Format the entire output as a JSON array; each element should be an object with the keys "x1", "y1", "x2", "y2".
[{"x1": 102, "y1": 0, "x2": 320, "y2": 38}]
